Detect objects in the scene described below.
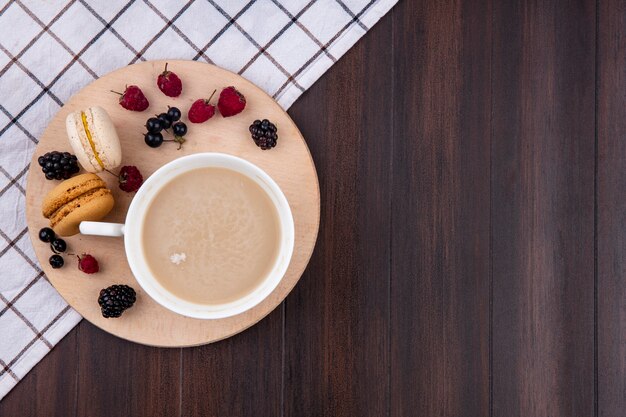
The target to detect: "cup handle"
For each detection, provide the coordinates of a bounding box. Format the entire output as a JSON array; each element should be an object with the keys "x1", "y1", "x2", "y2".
[{"x1": 79, "y1": 221, "x2": 125, "y2": 237}]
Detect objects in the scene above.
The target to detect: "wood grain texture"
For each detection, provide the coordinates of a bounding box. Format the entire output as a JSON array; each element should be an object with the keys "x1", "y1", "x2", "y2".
[
  {"x1": 491, "y1": 1, "x2": 596, "y2": 416},
  {"x1": 597, "y1": 0, "x2": 626, "y2": 415},
  {"x1": 181, "y1": 308, "x2": 282, "y2": 417},
  {"x1": 283, "y1": 13, "x2": 391, "y2": 417},
  {"x1": 75, "y1": 322, "x2": 180, "y2": 417},
  {"x1": 390, "y1": 1, "x2": 491, "y2": 416},
  {"x1": 24, "y1": 60, "x2": 320, "y2": 347}
]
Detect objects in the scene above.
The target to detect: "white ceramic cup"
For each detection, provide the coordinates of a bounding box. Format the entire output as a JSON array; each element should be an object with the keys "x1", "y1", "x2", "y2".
[{"x1": 80, "y1": 153, "x2": 295, "y2": 319}]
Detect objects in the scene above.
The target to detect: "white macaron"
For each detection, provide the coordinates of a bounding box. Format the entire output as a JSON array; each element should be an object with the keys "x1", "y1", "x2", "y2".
[{"x1": 66, "y1": 106, "x2": 122, "y2": 173}]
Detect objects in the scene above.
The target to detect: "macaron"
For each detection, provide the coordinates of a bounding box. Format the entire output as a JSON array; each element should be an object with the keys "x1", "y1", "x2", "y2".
[
  {"x1": 42, "y1": 173, "x2": 114, "y2": 236},
  {"x1": 66, "y1": 106, "x2": 122, "y2": 173}
]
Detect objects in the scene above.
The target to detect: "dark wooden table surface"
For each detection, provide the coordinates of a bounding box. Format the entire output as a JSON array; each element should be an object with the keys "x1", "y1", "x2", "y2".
[{"x1": 2, "y1": 1, "x2": 625, "y2": 416}]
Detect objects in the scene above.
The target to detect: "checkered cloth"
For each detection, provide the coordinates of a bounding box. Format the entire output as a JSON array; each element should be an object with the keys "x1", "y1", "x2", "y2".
[{"x1": 0, "y1": 0, "x2": 396, "y2": 401}]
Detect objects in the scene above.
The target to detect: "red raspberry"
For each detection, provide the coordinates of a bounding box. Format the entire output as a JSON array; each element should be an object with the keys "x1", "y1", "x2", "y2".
[
  {"x1": 118, "y1": 165, "x2": 143, "y2": 192},
  {"x1": 157, "y1": 62, "x2": 182, "y2": 97},
  {"x1": 217, "y1": 86, "x2": 246, "y2": 117},
  {"x1": 188, "y1": 90, "x2": 217, "y2": 123},
  {"x1": 112, "y1": 85, "x2": 149, "y2": 111},
  {"x1": 78, "y1": 254, "x2": 99, "y2": 274}
]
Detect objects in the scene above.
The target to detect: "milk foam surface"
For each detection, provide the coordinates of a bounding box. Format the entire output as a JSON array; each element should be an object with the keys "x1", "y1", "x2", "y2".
[{"x1": 142, "y1": 168, "x2": 281, "y2": 305}]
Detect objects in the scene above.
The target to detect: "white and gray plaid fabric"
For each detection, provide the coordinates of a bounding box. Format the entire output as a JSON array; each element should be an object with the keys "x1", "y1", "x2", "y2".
[{"x1": 0, "y1": 0, "x2": 396, "y2": 400}]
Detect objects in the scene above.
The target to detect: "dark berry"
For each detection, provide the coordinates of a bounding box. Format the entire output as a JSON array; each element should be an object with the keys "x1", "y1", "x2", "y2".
[
  {"x1": 144, "y1": 132, "x2": 164, "y2": 148},
  {"x1": 49, "y1": 254, "x2": 64, "y2": 269},
  {"x1": 98, "y1": 285, "x2": 137, "y2": 318},
  {"x1": 172, "y1": 122, "x2": 187, "y2": 136},
  {"x1": 145, "y1": 117, "x2": 163, "y2": 133},
  {"x1": 249, "y1": 119, "x2": 278, "y2": 150},
  {"x1": 38, "y1": 151, "x2": 79, "y2": 180},
  {"x1": 157, "y1": 113, "x2": 172, "y2": 129},
  {"x1": 38, "y1": 227, "x2": 55, "y2": 242},
  {"x1": 51, "y1": 238, "x2": 67, "y2": 253},
  {"x1": 167, "y1": 107, "x2": 181, "y2": 121}
]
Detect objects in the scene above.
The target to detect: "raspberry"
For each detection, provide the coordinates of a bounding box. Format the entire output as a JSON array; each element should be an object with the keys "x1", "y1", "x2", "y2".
[
  {"x1": 157, "y1": 63, "x2": 182, "y2": 97},
  {"x1": 217, "y1": 86, "x2": 246, "y2": 117},
  {"x1": 188, "y1": 91, "x2": 217, "y2": 123},
  {"x1": 112, "y1": 85, "x2": 149, "y2": 111},
  {"x1": 118, "y1": 165, "x2": 143, "y2": 192},
  {"x1": 78, "y1": 254, "x2": 99, "y2": 274}
]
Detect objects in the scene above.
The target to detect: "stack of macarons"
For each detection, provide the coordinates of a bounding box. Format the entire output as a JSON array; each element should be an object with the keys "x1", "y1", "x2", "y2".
[{"x1": 41, "y1": 106, "x2": 122, "y2": 236}]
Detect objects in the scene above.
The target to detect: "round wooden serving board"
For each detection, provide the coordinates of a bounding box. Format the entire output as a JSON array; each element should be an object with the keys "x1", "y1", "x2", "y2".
[{"x1": 25, "y1": 60, "x2": 320, "y2": 347}]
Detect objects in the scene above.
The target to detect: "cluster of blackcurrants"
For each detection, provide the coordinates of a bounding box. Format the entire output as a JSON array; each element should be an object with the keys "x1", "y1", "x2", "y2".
[
  {"x1": 144, "y1": 106, "x2": 188, "y2": 149},
  {"x1": 39, "y1": 227, "x2": 67, "y2": 268}
]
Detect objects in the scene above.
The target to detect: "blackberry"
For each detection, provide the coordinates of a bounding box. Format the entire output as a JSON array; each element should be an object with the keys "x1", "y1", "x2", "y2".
[
  {"x1": 98, "y1": 285, "x2": 137, "y2": 318},
  {"x1": 38, "y1": 151, "x2": 79, "y2": 180},
  {"x1": 249, "y1": 119, "x2": 278, "y2": 150}
]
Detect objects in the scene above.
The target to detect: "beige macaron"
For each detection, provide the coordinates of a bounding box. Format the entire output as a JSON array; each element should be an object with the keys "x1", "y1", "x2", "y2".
[
  {"x1": 66, "y1": 106, "x2": 122, "y2": 173},
  {"x1": 42, "y1": 173, "x2": 114, "y2": 236}
]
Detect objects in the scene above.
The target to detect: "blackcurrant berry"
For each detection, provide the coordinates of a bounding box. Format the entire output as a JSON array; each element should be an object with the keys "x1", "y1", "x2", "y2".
[
  {"x1": 144, "y1": 132, "x2": 164, "y2": 148},
  {"x1": 51, "y1": 238, "x2": 67, "y2": 253},
  {"x1": 157, "y1": 113, "x2": 172, "y2": 129},
  {"x1": 49, "y1": 254, "x2": 64, "y2": 269},
  {"x1": 172, "y1": 122, "x2": 187, "y2": 136},
  {"x1": 167, "y1": 107, "x2": 181, "y2": 121},
  {"x1": 38, "y1": 227, "x2": 55, "y2": 242},
  {"x1": 145, "y1": 117, "x2": 163, "y2": 133}
]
